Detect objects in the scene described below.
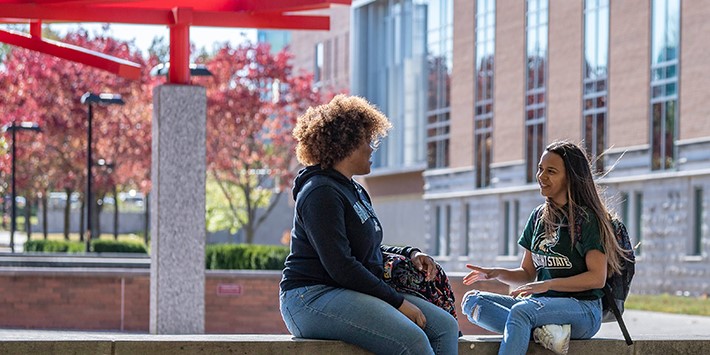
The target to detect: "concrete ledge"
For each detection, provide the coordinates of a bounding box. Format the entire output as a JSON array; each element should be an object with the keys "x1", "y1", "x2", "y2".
[
  {"x1": 1, "y1": 332, "x2": 710, "y2": 355},
  {"x1": 459, "y1": 335, "x2": 710, "y2": 354}
]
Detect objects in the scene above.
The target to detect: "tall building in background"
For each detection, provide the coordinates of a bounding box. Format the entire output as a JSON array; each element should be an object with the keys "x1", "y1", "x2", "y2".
[
  {"x1": 289, "y1": 6, "x2": 351, "y2": 94},
  {"x1": 289, "y1": 0, "x2": 710, "y2": 296},
  {"x1": 256, "y1": 30, "x2": 292, "y2": 53}
]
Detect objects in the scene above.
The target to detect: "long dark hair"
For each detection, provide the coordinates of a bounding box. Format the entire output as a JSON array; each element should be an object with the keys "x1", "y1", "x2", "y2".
[{"x1": 540, "y1": 140, "x2": 625, "y2": 275}]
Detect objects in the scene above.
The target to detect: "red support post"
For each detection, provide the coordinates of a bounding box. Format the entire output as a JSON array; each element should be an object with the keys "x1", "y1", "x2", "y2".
[
  {"x1": 169, "y1": 7, "x2": 192, "y2": 85},
  {"x1": 29, "y1": 20, "x2": 41, "y2": 38}
]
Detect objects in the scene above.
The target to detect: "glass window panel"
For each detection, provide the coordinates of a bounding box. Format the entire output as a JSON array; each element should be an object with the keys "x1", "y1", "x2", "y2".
[
  {"x1": 651, "y1": 0, "x2": 666, "y2": 65},
  {"x1": 651, "y1": 102, "x2": 663, "y2": 170},
  {"x1": 667, "y1": 0, "x2": 680, "y2": 51},
  {"x1": 596, "y1": 79, "x2": 606, "y2": 91},
  {"x1": 635, "y1": 192, "x2": 643, "y2": 255},
  {"x1": 598, "y1": 5, "x2": 609, "y2": 71},
  {"x1": 666, "y1": 82, "x2": 676, "y2": 96},
  {"x1": 585, "y1": 8, "x2": 598, "y2": 77},
  {"x1": 584, "y1": 115, "x2": 594, "y2": 145},
  {"x1": 692, "y1": 187, "x2": 703, "y2": 256},
  {"x1": 595, "y1": 113, "x2": 606, "y2": 172}
]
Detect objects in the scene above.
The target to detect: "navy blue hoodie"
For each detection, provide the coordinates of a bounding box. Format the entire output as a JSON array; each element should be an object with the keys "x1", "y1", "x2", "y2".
[{"x1": 279, "y1": 165, "x2": 419, "y2": 308}]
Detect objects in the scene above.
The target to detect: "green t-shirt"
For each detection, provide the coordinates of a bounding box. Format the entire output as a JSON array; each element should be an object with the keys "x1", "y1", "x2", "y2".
[{"x1": 518, "y1": 204, "x2": 605, "y2": 300}]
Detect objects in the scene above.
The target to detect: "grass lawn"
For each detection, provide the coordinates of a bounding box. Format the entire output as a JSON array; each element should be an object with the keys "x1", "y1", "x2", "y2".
[
  {"x1": 626, "y1": 293, "x2": 710, "y2": 317},
  {"x1": 26, "y1": 232, "x2": 146, "y2": 244}
]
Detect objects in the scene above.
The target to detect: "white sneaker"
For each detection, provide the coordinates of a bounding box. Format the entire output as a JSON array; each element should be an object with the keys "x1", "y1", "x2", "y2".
[{"x1": 533, "y1": 324, "x2": 571, "y2": 355}]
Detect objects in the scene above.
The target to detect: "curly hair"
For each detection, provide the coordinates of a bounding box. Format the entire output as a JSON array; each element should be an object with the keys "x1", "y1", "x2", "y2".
[{"x1": 293, "y1": 94, "x2": 392, "y2": 169}]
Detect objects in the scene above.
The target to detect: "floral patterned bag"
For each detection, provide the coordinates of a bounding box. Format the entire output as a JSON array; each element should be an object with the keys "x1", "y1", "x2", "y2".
[{"x1": 382, "y1": 252, "x2": 457, "y2": 319}]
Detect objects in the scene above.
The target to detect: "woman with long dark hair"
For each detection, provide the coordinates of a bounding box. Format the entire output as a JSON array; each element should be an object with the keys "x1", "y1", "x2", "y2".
[{"x1": 461, "y1": 140, "x2": 627, "y2": 355}]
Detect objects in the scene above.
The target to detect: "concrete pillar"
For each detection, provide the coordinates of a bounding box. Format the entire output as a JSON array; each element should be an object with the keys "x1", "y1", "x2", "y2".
[{"x1": 150, "y1": 84, "x2": 206, "y2": 334}]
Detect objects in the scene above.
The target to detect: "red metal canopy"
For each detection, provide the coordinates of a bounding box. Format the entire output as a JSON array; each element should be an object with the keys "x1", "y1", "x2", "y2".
[{"x1": 0, "y1": 0, "x2": 350, "y2": 83}]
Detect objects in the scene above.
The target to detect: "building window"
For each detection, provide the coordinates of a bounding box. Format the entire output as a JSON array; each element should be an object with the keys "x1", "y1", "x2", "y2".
[
  {"x1": 583, "y1": 0, "x2": 609, "y2": 173},
  {"x1": 501, "y1": 200, "x2": 520, "y2": 256},
  {"x1": 314, "y1": 42, "x2": 324, "y2": 83},
  {"x1": 620, "y1": 191, "x2": 630, "y2": 224},
  {"x1": 464, "y1": 203, "x2": 471, "y2": 256},
  {"x1": 634, "y1": 191, "x2": 643, "y2": 255},
  {"x1": 333, "y1": 36, "x2": 339, "y2": 80},
  {"x1": 435, "y1": 204, "x2": 451, "y2": 256},
  {"x1": 691, "y1": 187, "x2": 704, "y2": 256},
  {"x1": 352, "y1": 0, "x2": 429, "y2": 169},
  {"x1": 474, "y1": 0, "x2": 495, "y2": 187},
  {"x1": 426, "y1": 0, "x2": 454, "y2": 169},
  {"x1": 650, "y1": 0, "x2": 680, "y2": 170},
  {"x1": 525, "y1": 0, "x2": 548, "y2": 182}
]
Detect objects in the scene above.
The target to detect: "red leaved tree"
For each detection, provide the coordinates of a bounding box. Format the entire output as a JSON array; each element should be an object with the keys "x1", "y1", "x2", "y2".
[
  {"x1": 0, "y1": 26, "x2": 155, "y2": 240},
  {"x1": 203, "y1": 42, "x2": 324, "y2": 244}
]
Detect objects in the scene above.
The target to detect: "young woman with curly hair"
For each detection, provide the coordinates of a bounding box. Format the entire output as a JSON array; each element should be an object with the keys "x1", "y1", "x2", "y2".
[
  {"x1": 461, "y1": 140, "x2": 628, "y2": 355},
  {"x1": 279, "y1": 95, "x2": 459, "y2": 355}
]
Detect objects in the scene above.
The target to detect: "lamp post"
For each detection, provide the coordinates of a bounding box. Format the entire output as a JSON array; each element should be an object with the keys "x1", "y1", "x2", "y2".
[
  {"x1": 80, "y1": 92, "x2": 124, "y2": 252},
  {"x1": 96, "y1": 158, "x2": 115, "y2": 239},
  {"x1": 150, "y1": 63, "x2": 213, "y2": 78},
  {"x1": 2, "y1": 121, "x2": 41, "y2": 253}
]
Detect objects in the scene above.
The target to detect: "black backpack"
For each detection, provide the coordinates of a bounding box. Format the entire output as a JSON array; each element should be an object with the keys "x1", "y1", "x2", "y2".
[{"x1": 572, "y1": 213, "x2": 636, "y2": 345}]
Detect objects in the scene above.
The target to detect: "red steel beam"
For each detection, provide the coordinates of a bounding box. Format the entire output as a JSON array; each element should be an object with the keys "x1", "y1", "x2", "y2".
[
  {"x1": 0, "y1": 4, "x2": 332, "y2": 30},
  {"x1": 0, "y1": 28, "x2": 141, "y2": 80},
  {"x1": 0, "y1": 4, "x2": 172, "y2": 24},
  {"x1": 64, "y1": 0, "x2": 349, "y2": 12},
  {"x1": 0, "y1": 0, "x2": 350, "y2": 82},
  {"x1": 169, "y1": 7, "x2": 190, "y2": 84},
  {"x1": 231, "y1": 0, "x2": 351, "y2": 12},
  {"x1": 191, "y1": 12, "x2": 330, "y2": 30}
]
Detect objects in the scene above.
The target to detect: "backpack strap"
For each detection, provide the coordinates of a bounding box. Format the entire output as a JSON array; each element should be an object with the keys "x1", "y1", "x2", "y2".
[{"x1": 604, "y1": 283, "x2": 633, "y2": 345}]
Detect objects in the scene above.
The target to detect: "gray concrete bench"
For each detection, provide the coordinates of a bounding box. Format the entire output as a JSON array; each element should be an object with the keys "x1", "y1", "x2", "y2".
[{"x1": 1, "y1": 331, "x2": 710, "y2": 354}]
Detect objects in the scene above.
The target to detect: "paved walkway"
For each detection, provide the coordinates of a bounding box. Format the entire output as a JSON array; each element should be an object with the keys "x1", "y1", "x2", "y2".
[
  {"x1": 595, "y1": 309, "x2": 710, "y2": 339},
  {"x1": 0, "y1": 310, "x2": 708, "y2": 340}
]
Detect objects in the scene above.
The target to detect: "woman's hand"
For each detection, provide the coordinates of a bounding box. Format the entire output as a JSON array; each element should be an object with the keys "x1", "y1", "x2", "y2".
[
  {"x1": 410, "y1": 251, "x2": 438, "y2": 281},
  {"x1": 462, "y1": 264, "x2": 499, "y2": 285},
  {"x1": 510, "y1": 280, "x2": 549, "y2": 298},
  {"x1": 398, "y1": 299, "x2": 427, "y2": 329}
]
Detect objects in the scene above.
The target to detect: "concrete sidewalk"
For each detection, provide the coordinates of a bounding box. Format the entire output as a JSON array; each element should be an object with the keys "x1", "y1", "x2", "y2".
[
  {"x1": 595, "y1": 309, "x2": 710, "y2": 339},
  {"x1": 0, "y1": 310, "x2": 707, "y2": 339},
  {"x1": 0, "y1": 311, "x2": 709, "y2": 355}
]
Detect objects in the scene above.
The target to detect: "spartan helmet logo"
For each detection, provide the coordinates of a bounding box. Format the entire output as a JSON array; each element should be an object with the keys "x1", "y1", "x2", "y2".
[{"x1": 532, "y1": 228, "x2": 565, "y2": 258}]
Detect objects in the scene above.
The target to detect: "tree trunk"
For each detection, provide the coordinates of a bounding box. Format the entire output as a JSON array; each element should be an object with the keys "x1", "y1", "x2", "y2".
[
  {"x1": 79, "y1": 197, "x2": 85, "y2": 242},
  {"x1": 25, "y1": 195, "x2": 32, "y2": 240},
  {"x1": 42, "y1": 193, "x2": 48, "y2": 240},
  {"x1": 113, "y1": 186, "x2": 119, "y2": 240},
  {"x1": 1, "y1": 196, "x2": 7, "y2": 230},
  {"x1": 63, "y1": 189, "x2": 71, "y2": 240},
  {"x1": 95, "y1": 193, "x2": 104, "y2": 238},
  {"x1": 143, "y1": 192, "x2": 150, "y2": 245}
]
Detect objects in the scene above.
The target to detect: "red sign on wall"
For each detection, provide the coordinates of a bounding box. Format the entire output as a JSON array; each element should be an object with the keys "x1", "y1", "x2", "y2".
[{"x1": 217, "y1": 284, "x2": 242, "y2": 296}]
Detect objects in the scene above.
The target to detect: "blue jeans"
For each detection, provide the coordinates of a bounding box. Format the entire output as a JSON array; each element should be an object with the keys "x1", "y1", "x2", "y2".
[
  {"x1": 280, "y1": 284, "x2": 459, "y2": 355},
  {"x1": 461, "y1": 291, "x2": 602, "y2": 355}
]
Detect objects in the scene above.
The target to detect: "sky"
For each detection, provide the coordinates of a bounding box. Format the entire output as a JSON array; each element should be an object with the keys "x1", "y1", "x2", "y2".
[{"x1": 19, "y1": 23, "x2": 257, "y2": 54}]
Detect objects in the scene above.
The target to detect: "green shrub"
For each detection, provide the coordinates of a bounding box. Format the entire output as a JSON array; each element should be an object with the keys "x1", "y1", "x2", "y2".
[
  {"x1": 24, "y1": 239, "x2": 147, "y2": 253},
  {"x1": 206, "y1": 244, "x2": 288, "y2": 270},
  {"x1": 24, "y1": 240, "x2": 84, "y2": 253},
  {"x1": 92, "y1": 239, "x2": 148, "y2": 254}
]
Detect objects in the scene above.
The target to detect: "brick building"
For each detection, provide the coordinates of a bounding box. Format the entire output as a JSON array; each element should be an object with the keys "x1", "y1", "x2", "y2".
[{"x1": 281, "y1": 0, "x2": 710, "y2": 296}]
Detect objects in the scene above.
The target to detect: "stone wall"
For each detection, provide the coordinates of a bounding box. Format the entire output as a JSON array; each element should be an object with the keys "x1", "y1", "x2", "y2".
[{"x1": 0, "y1": 268, "x2": 504, "y2": 335}]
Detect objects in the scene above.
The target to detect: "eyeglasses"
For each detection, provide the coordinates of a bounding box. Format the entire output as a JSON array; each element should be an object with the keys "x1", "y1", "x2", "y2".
[{"x1": 369, "y1": 139, "x2": 382, "y2": 151}]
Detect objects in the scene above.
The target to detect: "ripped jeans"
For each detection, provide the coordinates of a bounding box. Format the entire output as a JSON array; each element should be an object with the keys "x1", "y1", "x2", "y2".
[
  {"x1": 280, "y1": 285, "x2": 460, "y2": 355},
  {"x1": 461, "y1": 290, "x2": 602, "y2": 355}
]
